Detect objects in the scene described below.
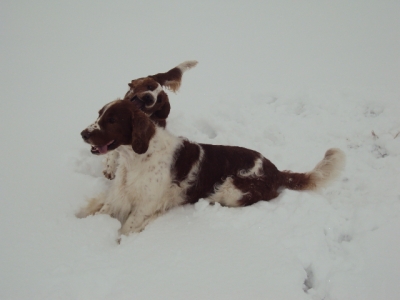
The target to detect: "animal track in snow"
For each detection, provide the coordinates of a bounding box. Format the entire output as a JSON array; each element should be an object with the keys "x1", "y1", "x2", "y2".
[
  {"x1": 303, "y1": 265, "x2": 315, "y2": 293},
  {"x1": 263, "y1": 128, "x2": 285, "y2": 146},
  {"x1": 364, "y1": 106, "x2": 384, "y2": 118},
  {"x1": 371, "y1": 144, "x2": 388, "y2": 158},
  {"x1": 195, "y1": 120, "x2": 218, "y2": 139},
  {"x1": 250, "y1": 94, "x2": 278, "y2": 104},
  {"x1": 71, "y1": 149, "x2": 104, "y2": 178},
  {"x1": 338, "y1": 234, "x2": 352, "y2": 243}
]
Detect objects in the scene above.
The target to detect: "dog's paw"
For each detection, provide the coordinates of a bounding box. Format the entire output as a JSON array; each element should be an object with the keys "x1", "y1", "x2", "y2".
[
  {"x1": 103, "y1": 170, "x2": 115, "y2": 180},
  {"x1": 75, "y1": 210, "x2": 88, "y2": 219}
]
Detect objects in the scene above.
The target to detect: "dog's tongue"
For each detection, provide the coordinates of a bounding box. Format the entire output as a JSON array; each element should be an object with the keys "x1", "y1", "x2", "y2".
[{"x1": 97, "y1": 145, "x2": 108, "y2": 154}]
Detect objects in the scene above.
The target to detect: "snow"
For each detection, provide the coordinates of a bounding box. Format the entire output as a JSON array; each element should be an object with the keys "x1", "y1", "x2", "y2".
[{"x1": 1, "y1": 1, "x2": 400, "y2": 299}]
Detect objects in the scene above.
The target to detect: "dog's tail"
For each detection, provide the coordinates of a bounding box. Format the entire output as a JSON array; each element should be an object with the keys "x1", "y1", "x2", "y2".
[
  {"x1": 150, "y1": 60, "x2": 198, "y2": 93},
  {"x1": 280, "y1": 148, "x2": 345, "y2": 191},
  {"x1": 176, "y1": 60, "x2": 198, "y2": 73}
]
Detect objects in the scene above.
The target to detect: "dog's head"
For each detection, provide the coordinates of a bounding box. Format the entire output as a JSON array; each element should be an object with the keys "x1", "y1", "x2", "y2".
[
  {"x1": 124, "y1": 60, "x2": 198, "y2": 127},
  {"x1": 81, "y1": 99, "x2": 156, "y2": 155}
]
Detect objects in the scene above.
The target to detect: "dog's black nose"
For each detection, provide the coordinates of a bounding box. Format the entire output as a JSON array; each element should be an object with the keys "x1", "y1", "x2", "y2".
[
  {"x1": 142, "y1": 94, "x2": 154, "y2": 106},
  {"x1": 81, "y1": 129, "x2": 91, "y2": 141}
]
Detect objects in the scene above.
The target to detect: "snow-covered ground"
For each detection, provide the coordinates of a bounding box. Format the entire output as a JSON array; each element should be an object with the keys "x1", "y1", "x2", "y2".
[{"x1": 1, "y1": 1, "x2": 400, "y2": 299}]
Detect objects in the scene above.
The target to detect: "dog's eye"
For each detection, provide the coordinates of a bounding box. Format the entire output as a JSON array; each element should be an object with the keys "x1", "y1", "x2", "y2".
[
  {"x1": 157, "y1": 97, "x2": 162, "y2": 103},
  {"x1": 109, "y1": 117, "x2": 116, "y2": 124},
  {"x1": 147, "y1": 85, "x2": 153, "y2": 91}
]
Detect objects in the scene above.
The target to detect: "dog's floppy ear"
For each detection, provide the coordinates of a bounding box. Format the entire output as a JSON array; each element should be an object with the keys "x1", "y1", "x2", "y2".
[
  {"x1": 153, "y1": 94, "x2": 171, "y2": 120},
  {"x1": 130, "y1": 107, "x2": 156, "y2": 154},
  {"x1": 150, "y1": 60, "x2": 198, "y2": 93}
]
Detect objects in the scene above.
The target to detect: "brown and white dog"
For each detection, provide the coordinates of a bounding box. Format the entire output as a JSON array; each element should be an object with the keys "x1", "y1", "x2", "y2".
[
  {"x1": 102, "y1": 60, "x2": 197, "y2": 179},
  {"x1": 78, "y1": 99, "x2": 345, "y2": 236}
]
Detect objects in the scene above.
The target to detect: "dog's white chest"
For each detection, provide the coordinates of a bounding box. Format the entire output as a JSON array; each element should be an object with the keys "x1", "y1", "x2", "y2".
[
  {"x1": 115, "y1": 131, "x2": 183, "y2": 213},
  {"x1": 122, "y1": 151, "x2": 172, "y2": 203}
]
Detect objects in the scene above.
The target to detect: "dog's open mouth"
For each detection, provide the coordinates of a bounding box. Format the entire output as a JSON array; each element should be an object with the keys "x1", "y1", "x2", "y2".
[
  {"x1": 130, "y1": 96, "x2": 144, "y2": 109},
  {"x1": 90, "y1": 140, "x2": 115, "y2": 155}
]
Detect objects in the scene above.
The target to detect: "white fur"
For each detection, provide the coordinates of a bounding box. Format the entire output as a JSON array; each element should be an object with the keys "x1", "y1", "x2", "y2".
[
  {"x1": 209, "y1": 177, "x2": 246, "y2": 207},
  {"x1": 209, "y1": 157, "x2": 264, "y2": 207},
  {"x1": 103, "y1": 151, "x2": 119, "y2": 179},
  {"x1": 307, "y1": 148, "x2": 346, "y2": 190},
  {"x1": 86, "y1": 100, "x2": 118, "y2": 132},
  {"x1": 238, "y1": 157, "x2": 264, "y2": 178},
  {"x1": 143, "y1": 83, "x2": 163, "y2": 109},
  {"x1": 176, "y1": 60, "x2": 198, "y2": 73},
  {"x1": 86, "y1": 123, "x2": 100, "y2": 132}
]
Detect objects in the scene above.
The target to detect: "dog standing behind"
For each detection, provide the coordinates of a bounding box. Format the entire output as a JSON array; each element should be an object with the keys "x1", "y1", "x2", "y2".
[
  {"x1": 102, "y1": 60, "x2": 198, "y2": 180},
  {"x1": 79, "y1": 99, "x2": 345, "y2": 236}
]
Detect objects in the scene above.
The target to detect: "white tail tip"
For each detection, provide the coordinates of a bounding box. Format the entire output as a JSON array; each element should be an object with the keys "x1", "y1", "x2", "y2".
[
  {"x1": 177, "y1": 60, "x2": 198, "y2": 73},
  {"x1": 307, "y1": 148, "x2": 346, "y2": 190}
]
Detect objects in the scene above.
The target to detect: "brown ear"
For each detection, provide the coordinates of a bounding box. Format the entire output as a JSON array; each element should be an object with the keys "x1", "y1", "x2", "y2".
[
  {"x1": 153, "y1": 95, "x2": 171, "y2": 120},
  {"x1": 130, "y1": 107, "x2": 156, "y2": 154},
  {"x1": 150, "y1": 60, "x2": 198, "y2": 92}
]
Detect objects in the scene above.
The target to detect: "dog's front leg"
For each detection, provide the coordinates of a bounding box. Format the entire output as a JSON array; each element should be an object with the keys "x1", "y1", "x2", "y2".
[
  {"x1": 103, "y1": 151, "x2": 119, "y2": 180},
  {"x1": 119, "y1": 210, "x2": 163, "y2": 236},
  {"x1": 119, "y1": 213, "x2": 146, "y2": 236},
  {"x1": 76, "y1": 195, "x2": 106, "y2": 218}
]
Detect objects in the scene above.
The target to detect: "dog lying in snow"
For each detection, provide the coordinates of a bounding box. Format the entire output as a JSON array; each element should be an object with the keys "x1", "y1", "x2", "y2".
[
  {"x1": 78, "y1": 98, "x2": 345, "y2": 236},
  {"x1": 102, "y1": 60, "x2": 198, "y2": 180}
]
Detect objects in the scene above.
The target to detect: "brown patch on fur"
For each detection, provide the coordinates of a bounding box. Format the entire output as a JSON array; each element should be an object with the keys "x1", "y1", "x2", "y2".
[
  {"x1": 178, "y1": 144, "x2": 270, "y2": 204},
  {"x1": 279, "y1": 171, "x2": 312, "y2": 191},
  {"x1": 172, "y1": 140, "x2": 201, "y2": 184},
  {"x1": 130, "y1": 105, "x2": 156, "y2": 154},
  {"x1": 103, "y1": 169, "x2": 115, "y2": 180}
]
